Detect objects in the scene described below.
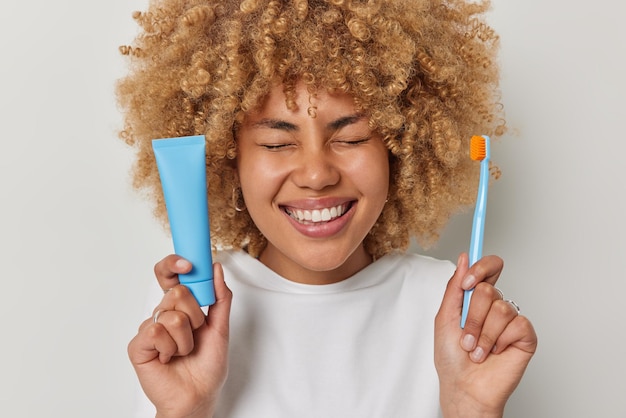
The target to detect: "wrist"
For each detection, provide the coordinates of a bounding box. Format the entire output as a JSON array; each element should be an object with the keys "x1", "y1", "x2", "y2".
[
  {"x1": 155, "y1": 402, "x2": 214, "y2": 418},
  {"x1": 156, "y1": 411, "x2": 212, "y2": 418},
  {"x1": 156, "y1": 411, "x2": 211, "y2": 418},
  {"x1": 440, "y1": 388, "x2": 504, "y2": 418},
  {"x1": 440, "y1": 405, "x2": 502, "y2": 418}
]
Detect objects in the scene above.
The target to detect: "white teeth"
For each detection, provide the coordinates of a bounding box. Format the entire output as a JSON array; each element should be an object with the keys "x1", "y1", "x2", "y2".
[{"x1": 286, "y1": 205, "x2": 347, "y2": 224}]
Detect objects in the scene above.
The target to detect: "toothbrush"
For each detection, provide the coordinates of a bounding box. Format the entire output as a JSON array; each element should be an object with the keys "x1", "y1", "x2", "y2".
[{"x1": 460, "y1": 135, "x2": 491, "y2": 329}]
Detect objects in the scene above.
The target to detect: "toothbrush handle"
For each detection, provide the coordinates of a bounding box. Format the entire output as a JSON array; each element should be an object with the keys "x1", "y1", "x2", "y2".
[{"x1": 460, "y1": 160, "x2": 489, "y2": 328}]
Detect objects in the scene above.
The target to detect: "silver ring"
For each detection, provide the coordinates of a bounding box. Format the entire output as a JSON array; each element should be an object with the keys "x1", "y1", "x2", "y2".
[
  {"x1": 153, "y1": 309, "x2": 165, "y2": 324},
  {"x1": 504, "y1": 299, "x2": 520, "y2": 314},
  {"x1": 494, "y1": 287, "x2": 504, "y2": 300}
]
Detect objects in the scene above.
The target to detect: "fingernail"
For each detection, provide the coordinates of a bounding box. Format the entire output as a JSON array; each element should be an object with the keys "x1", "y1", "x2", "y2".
[
  {"x1": 471, "y1": 346, "x2": 484, "y2": 362},
  {"x1": 461, "y1": 334, "x2": 476, "y2": 351},
  {"x1": 175, "y1": 259, "x2": 191, "y2": 270},
  {"x1": 462, "y1": 274, "x2": 476, "y2": 289}
]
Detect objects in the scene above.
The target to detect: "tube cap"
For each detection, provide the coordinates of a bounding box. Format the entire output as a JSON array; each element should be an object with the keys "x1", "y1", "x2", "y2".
[{"x1": 184, "y1": 280, "x2": 216, "y2": 307}]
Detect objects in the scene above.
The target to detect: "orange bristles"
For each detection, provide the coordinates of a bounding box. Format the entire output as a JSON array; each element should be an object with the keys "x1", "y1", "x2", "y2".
[{"x1": 470, "y1": 135, "x2": 487, "y2": 161}]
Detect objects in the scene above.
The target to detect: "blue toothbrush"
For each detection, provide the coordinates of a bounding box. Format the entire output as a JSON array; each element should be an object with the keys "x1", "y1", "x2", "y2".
[{"x1": 461, "y1": 135, "x2": 491, "y2": 328}]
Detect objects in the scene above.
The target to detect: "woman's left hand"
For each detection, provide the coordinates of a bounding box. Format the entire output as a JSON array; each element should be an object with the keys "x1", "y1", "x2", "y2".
[{"x1": 434, "y1": 253, "x2": 538, "y2": 418}]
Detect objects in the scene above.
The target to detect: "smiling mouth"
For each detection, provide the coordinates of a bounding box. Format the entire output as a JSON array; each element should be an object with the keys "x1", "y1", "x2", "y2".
[{"x1": 283, "y1": 203, "x2": 352, "y2": 225}]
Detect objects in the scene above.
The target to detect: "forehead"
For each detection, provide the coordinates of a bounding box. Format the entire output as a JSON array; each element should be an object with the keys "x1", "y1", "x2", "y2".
[{"x1": 246, "y1": 81, "x2": 359, "y2": 121}]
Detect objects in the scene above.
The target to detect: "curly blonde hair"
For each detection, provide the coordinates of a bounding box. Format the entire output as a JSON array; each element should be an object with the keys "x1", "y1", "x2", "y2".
[{"x1": 116, "y1": 0, "x2": 505, "y2": 259}]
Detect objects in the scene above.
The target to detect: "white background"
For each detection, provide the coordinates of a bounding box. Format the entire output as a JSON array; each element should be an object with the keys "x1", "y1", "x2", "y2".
[{"x1": 1, "y1": 1, "x2": 624, "y2": 417}]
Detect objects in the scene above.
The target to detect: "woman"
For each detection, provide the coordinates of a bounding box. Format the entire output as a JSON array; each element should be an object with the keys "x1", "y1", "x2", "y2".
[{"x1": 117, "y1": 0, "x2": 537, "y2": 416}]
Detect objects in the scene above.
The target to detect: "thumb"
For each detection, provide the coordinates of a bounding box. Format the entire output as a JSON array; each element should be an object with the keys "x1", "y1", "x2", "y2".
[
  {"x1": 205, "y1": 262, "x2": 232, "y2": 338},
  {"x1": 436, "y1": 253, "x2": 469, "y2": 325}
]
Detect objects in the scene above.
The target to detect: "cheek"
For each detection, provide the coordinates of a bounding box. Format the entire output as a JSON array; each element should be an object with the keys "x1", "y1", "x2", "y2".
[
  {"x1": 350, "y1": 149, "x2": 390, "y2": 198},
  {"x1": 238, "y1": 156, "x2": 284, "y2": 207}
]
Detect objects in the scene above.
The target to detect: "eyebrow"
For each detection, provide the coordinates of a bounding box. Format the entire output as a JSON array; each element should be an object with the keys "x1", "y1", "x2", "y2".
[
  {"x1": 252, "y1": 113, "x2": 365, "y2": 132},
  {"x1": 252, "y1": 119, "x2": 299, "y2": 131},
  {"x1": 327, "y1": 114, "x2": 365, "y2": 131}
]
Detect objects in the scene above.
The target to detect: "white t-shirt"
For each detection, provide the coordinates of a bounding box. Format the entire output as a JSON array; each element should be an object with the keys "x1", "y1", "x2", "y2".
[{"x1": 135, "y1": 250, "x2": 453, "y2": 418}]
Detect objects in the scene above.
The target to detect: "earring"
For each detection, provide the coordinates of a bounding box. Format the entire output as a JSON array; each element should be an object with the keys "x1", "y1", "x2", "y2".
[{"x1": 233, "y1": 186, "x2": 246, "y2": 212}]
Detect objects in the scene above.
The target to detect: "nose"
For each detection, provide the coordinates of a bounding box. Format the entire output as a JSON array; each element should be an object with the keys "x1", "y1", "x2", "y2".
[{"x1": 291, "y1": 147, "x2": 340, "y2": 191}]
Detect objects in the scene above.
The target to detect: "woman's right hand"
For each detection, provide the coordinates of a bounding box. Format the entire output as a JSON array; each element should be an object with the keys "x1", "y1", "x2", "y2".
[{"x1": 128, "y1": 255, "x2": 232, "y2": 418}]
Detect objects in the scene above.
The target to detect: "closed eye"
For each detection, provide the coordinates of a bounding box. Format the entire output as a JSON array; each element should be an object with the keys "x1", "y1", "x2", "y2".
[
  {"x1": 335, "y1": 137, "x2": 371, "y2": 145},
  {"x1": 260, "y1": 143, "x2": 294, "y2": 150}
]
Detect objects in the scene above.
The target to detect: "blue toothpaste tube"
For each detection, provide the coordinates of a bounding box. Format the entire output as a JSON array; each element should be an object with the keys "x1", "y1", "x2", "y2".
[{"x1": 152, "y1": 135, "x2": 215, "y2": 306}]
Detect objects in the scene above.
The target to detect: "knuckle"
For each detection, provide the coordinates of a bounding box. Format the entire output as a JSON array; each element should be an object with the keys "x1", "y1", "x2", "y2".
[
  {"x1": 489, "y1": 254, "x2": 504, "y2": 268},
  {"x1": 168, "y1": 311, "x2": 188, "y2": 328},
  {"x1": 127, "y1": 337, "x2": 138, "y2": 357},
  {"x1": 138, "y1": 318, "x2": 152, "y2": 332},
  {"x1": 474, "y1": 281, "x2": 491, "y2": 294},
  {"x1": 493, "y1": 300, "x2": 513, "y2": 316},
  {"x1": 153, "y1": 260, "x2": 164, "y2": 277},
  {"x1": 515, "y1": 315, "x2": 536, "y2": 334},
  {"x1": 160, "y1": 285, "x2": 191, "y2": 304},
  {"x1": 153, "y1": 255, "x2": 176, "y2": 279},
  {"x1": 483, "y1": 254, "x2": 503, "y2": 268},
  {"x1": 474, "y1": 282, "x2": 499, "y2": 300},
  {"x1": 146, "y1": 322, "x2": 165, "y2": 339},
  {"x1": 169, "y1": 285, "x2": 189, "y2": 298}
]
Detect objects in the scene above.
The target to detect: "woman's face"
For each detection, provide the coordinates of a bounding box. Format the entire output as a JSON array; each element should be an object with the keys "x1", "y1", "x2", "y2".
[{"x1": 236, "y1": 82, "x2": 389, "y2": 284}]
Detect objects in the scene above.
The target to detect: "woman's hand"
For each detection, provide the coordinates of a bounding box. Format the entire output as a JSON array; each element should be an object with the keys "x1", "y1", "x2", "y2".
[
  {"x1": 128, "y1": 255, "x2": 232, "y2": 418},
  {"x1": 434, "y1": 253, "x2": 537, "y2": 418}
]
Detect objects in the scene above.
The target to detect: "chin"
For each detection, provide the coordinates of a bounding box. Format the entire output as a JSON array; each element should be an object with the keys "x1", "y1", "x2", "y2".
[{"x1": 296, "y1": 246, "x2": 368, "y2": 277}]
